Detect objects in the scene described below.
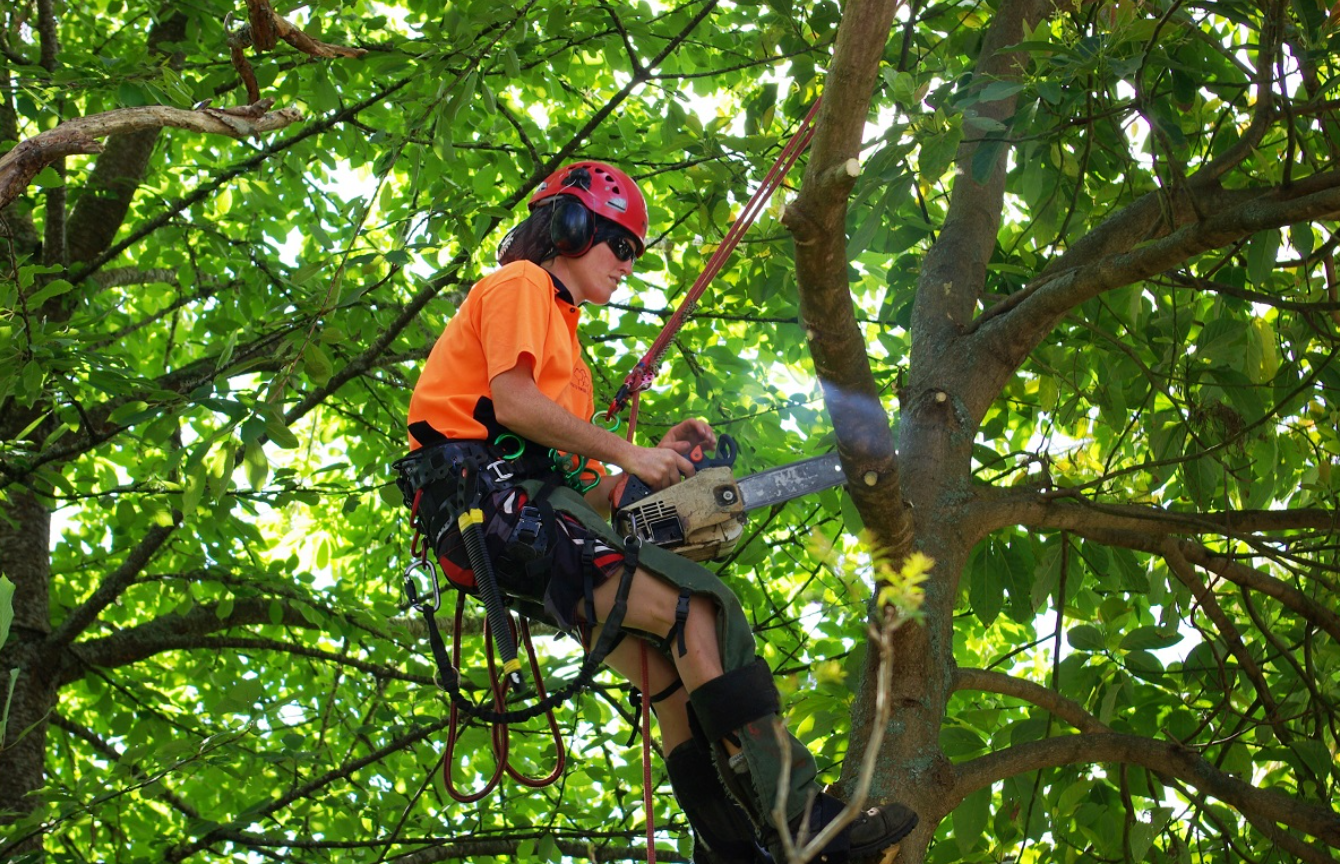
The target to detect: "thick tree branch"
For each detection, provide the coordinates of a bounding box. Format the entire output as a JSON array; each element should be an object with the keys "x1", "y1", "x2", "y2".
[
  {"x1": 974, "y1": 486, "x2": 1340, "y2": 541},
  {"x1": 0, "y1": 101, "x2": 303, "y2": 212},
  {"x1": 953, "y1": 667, "x2": 1110, "y2": 734},
  {"x1": 912, "y1": 0, "x2": 1051, "y2": 355},
  {"x1": 1172, "y1": 776, "x2": 1339, "y2": 864},
  {"x1": 971, "y1": 173, "x2": 1340, "y2": 399},
  {"x1": 803, "y1": 33, "x2": 907, "y2": 510},
  {"x1": 61, "y1": 597, "x2": 329, "y2": 685},
  {"x1": 950, "y1": 733, "x2": 1340, "y2": 846},
  {"x1": 784, "y1": 0, "x2": 907, "y2": 554},
  {"x1": 980, "y1": 493, "x2": 1340, "y2": 643},
  {"x1": 74, "y1": 633, "x2": 437, "y2": 687}
]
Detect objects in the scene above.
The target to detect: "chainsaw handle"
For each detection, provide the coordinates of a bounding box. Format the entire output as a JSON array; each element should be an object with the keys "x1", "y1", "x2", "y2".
[
  {"x1": 688, "y1": 433, "x2": 737, "y2": 471},
  {"x1": 614, "y1": 434, "x2": 739, "y2": 516}
]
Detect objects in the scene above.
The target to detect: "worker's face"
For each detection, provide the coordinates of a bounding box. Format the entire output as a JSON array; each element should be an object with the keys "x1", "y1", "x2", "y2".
[{"x1": 568, "y1": 236, "x2": 635, "y2": 306}]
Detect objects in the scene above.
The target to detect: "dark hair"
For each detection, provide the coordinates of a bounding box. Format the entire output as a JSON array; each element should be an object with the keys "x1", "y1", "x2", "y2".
[{"x1": 497, "y1": 203, "x2": 559, "y2": 265}]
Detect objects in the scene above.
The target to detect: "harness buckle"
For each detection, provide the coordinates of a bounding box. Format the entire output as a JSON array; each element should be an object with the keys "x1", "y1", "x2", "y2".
[
  {"x1": 402, "y1": 559, "x2": 441, "y2": 613},
  {"x1": 483, "y1": 458, "x2": 515, "y2": 485}
]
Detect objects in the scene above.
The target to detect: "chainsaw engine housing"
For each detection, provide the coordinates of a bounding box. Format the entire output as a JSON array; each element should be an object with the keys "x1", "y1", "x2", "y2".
[{"x1": 613, "y1": 466, "x2": 745, "y2": 561}]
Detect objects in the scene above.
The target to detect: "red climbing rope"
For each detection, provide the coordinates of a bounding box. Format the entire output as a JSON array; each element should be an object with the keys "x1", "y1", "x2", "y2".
[
  {"x1": 640, "y1": 642, "x2": 657, "y2": 864},
  {"x1": 606, "y1": 96, "x2": 825, "y2": 433}
]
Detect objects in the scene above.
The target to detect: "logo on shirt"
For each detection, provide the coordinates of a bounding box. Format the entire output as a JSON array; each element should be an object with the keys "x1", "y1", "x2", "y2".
[{"x1": 571, "y1": 364, "x2": 592, "y2": 397}]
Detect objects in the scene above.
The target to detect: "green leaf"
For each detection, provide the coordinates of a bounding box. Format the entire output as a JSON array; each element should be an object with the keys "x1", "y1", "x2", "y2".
[
  {"x1": 969, "y1": 544, "x2": 1004, "y2": 626},
  {"x1": 24, "y1": 278, "x2": 75, "y2": 307},
  {"x1": 1118, "y1": 625, "x2": 1182, "y2": 651},
  {"x1": 303, "y1": 343, "x2": 335, "y2": 386},
  {"x1": 0, "y1": 576, "x2": 15, "y2": 648},
  {"x1": 1289, "y1": 739, "x2": 1335, "y2": 782},
  {"x1": 33, "y1": 166, "x2": 64, "y2": 187},
  {"x1": 1246, "y1": 229, "x2": 1281, "y2": 287},
  {"x1": 954, "y1": 784, "x2": 991, "y2": 853},
  {"x1": 971, "y1": 137, "x2": 1008, "y2": 184},
  {"x1": 243, "y1": 440, "x2": 269, "y2": 491},
  {"x1": 263, "y1": 408, "x2": 302, "y2": 450},
  {"x1": 1068, "y1": 624, "x2": 1105, "y2": 652},
  {"x1": 978, "y1": 81, "x2": 1026, "y2": 102}
]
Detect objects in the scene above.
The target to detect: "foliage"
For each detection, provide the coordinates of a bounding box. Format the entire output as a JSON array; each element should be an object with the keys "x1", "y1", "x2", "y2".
[{"x1": 1, "y1": 0, "x2": 1338, "y2": 862}]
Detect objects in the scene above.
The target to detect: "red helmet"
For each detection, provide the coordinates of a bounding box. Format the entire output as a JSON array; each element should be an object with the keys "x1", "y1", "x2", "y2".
[{"x1": 529, "y1": 162, "x2": 649, "y2": 251}]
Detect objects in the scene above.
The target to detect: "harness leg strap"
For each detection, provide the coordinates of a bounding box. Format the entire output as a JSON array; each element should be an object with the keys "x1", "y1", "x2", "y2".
[{"x1": 668, "y1": 588, "x2": 692, "y2": 658}]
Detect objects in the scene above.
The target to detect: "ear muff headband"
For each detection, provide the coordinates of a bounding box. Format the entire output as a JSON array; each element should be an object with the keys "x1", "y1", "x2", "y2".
[{"x1": 549, "y1": 197, "x2": 594, "y2": 257}]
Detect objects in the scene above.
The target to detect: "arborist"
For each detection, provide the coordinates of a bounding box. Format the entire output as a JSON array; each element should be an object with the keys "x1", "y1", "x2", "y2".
[{"x1": 393, "y1": 161, "x2": 918, "y2": 864}]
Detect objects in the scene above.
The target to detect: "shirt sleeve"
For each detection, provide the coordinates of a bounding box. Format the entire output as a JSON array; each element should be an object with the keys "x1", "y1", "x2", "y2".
[{"x1": 476, "y1": 268, "x2": 550, "y2": 383}]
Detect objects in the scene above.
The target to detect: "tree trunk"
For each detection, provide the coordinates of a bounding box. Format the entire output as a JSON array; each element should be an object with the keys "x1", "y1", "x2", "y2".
[{"x1": 0, "y1": 473, "x2": 56, "y2": 842}]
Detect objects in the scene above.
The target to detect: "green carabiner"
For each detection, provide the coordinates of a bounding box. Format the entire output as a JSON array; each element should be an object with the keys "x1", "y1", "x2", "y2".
[
  {"x1": 571, "y1": 466, "x2": 601, "y2": 494},
  {"x1": 495, "y1": 433, "x2": 526, "y2": 460},
  {"x1": 592, "y1": 410, "x2": 621, "y2": 433},
  {"x1": 549, "y1": 448, "x2": 600, "y2": 494}
]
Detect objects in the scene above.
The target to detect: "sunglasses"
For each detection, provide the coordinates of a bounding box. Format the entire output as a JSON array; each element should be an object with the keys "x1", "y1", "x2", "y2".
[{"x1": 604, "y1": 235, "x2": 640, "y2": 263}]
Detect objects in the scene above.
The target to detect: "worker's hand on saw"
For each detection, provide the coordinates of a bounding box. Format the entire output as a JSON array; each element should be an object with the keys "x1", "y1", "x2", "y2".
[
  {"x1": 657, "y1": 418, "x2": 717, "y2": 461},
  {"x1": 622, "y1": 445, "x2": 695, "y2": 491}
]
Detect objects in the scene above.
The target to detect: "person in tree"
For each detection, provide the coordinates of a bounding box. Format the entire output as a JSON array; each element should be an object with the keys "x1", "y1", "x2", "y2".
[{"x1": 397, "y1": 161, "x2": 918, "y2": 864}]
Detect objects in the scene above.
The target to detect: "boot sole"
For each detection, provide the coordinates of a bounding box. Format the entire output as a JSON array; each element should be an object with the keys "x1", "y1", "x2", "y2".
[{"x1": 849, "y1": 811, "x2": 918, "y2": 862}]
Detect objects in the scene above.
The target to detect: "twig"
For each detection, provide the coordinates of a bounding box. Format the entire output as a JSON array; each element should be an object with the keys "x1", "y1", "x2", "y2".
[{"x1": 771, "y1": 605, "x2": 907, "y2": 864}]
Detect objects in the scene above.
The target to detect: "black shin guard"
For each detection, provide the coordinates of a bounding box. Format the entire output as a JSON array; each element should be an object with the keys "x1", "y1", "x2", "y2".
[
  {"x1": 688, "y1": 659, "x2": 796, "y2": 831},
  {"x1": 666, "y1": 739, "x2": 771, "y2": 864}
]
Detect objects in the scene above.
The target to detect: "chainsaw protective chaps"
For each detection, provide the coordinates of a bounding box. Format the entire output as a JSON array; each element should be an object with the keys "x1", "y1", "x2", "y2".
[
  {"x1": 666, "y1": 738, "x2": 772, "y2": 864},
  {"x1": 526, "y1": 482, "x2": 822, "y2": 830}
]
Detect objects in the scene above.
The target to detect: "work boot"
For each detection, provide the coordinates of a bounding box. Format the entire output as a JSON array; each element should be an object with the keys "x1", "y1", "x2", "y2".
[
  {"x1": 666, "y1": 739, "x2": 772, "y2": 864},
  {"x1": 783, "y1": 790, "x2": 918, "y2": 864},
  {"x1": 687, "y1": 658, "x2": 919, "y2": 864}
]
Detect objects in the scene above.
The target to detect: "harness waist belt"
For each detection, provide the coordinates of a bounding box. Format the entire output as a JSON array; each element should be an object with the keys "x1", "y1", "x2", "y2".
[{"x1": 393, "y1": 440, "x2": 554, "y2": 503}]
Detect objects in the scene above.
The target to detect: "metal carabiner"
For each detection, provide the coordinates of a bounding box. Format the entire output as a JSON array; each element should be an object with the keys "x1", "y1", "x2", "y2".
[{"x1": 402, "y1": 559, "x2": 441, "y2": 613}]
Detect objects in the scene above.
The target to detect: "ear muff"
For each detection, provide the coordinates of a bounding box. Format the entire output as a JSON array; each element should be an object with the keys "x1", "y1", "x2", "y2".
[{"x1": 549, "y1": 197, "x2": 594, "y2": 257}]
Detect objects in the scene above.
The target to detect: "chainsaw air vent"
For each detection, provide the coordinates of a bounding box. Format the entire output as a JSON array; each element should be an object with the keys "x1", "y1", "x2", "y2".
[{"x1": 624, "y1": 500, "x2": 685, "y2": 548}]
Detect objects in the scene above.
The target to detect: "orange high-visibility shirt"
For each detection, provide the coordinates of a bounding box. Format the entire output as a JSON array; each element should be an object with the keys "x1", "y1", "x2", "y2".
[{"x1": 408, "y1": 261, "x2": 600, "y2": 458}]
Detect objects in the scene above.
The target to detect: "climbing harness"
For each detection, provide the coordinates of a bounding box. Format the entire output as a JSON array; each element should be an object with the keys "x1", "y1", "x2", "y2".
[{"x1": 393, "y1": 442, "x2": 644, "y2": 799}]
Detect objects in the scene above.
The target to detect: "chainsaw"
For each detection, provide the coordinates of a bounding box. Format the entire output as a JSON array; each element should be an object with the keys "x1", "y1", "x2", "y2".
[{"x1": 611, "y1": 434, "x2": 847, "y2": 561}]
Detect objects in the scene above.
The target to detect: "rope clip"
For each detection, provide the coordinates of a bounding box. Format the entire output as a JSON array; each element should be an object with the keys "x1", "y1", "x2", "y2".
[{"x1": 402, "y1": 559, "x2": 441, "y2": 613}]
